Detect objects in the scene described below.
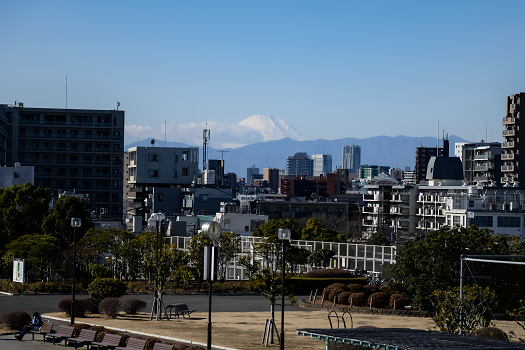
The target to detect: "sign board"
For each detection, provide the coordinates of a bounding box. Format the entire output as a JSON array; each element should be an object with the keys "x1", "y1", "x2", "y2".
[{"x1": 13, "y1": 259, "x2": 24, "y2": 283}]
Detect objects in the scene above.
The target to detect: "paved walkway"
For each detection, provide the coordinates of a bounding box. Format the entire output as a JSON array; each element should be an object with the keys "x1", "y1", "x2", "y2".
[{"x1": 0, "y1": 333, "x2": 63, "y2": 350}]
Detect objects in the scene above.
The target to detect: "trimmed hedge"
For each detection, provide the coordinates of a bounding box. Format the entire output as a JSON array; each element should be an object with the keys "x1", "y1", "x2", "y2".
[
  {"x1": 88, "y1": 278, "x2": 127, "y2": 301},
  {"x1": 0, "y1": 310, "x2": 31, "y2": 330},
  {"x1": 304, "y1": 268, "x2": 355, "y2": 278},
  {"x1": 121, "y1": 298, "x2": 147, "y2": 314},
  {"x1": 290, "y1": 277, "x2": 367, "y2": 295},
  {"x1": 58, "y1": 298, "x2": 86, "y2": 317},
  {"x1": 99, "y1": 298, "x2": 121, "y2": 318}
]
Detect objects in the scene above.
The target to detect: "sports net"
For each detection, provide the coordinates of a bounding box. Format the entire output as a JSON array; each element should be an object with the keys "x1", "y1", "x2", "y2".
[{"x1": 463, "y1": 255, "x2": 525, "y2": 342}]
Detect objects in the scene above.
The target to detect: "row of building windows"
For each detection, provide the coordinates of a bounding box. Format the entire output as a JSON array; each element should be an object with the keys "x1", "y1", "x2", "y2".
[
  {"x1": 471, "y1": 216, "x2": 521, "y2": 228},
  {"x1": 149, "y1": 168, "x2": 190, "y2": 178}
]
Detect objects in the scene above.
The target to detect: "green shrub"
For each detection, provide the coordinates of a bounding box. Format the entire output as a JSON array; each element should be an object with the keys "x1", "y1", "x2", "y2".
[
  {"x1": 290, "y1": 277, "x2": 367, "y2": 295},
  {"x1": 88, "y1": 278, "x2": 127, "y2": 300},
  {"x1": 0, "y1": 310, "x2": 31, "y2": 330},
  {"x1": 304, "y1": 268, "x2": 355, "y2": 278}
]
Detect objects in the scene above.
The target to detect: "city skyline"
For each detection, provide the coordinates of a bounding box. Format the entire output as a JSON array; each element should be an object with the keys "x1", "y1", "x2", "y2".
[{"x1": 2, "y1": 1, "x2": 525, "y2": 148}]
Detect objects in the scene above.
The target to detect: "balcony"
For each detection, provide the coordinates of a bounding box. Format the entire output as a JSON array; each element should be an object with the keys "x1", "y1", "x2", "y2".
[
  {"x1": 502, "y1": 142, "x2": 515, "y2": 148},
  {"x1": 474, "y1": 154, "x2": 489, "y2": 160},
  {"x1": 503, "y1": 116, "x2": 516, "y2": 125},
  {"x1": 502, "y1": 153, "x2": 515, "y2": 160},
  {"x1": 474, "y1": 164, "x2": 492, "y2": 171},
  {"x1": 501, "y1": 164, "x2": 515, "y2": 172},
  {"x1": 19, "y1": 120, "x2": 112, "y2": 127},
  {"x1": 503, "y1": 129, "x2": 516, "y2": 137}
]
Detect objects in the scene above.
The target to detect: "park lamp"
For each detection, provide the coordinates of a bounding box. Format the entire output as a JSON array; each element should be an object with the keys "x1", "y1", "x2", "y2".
[
  {"x1": 151, "y1": 211, "x2": 166, "y2": 321},
  {"x1": 278, "y1": 228, "x2": 291, "y2": 240},
  {"x1": 278, "y1": 228, "x2": 291, "y2": 350},
  {"x1": 70, "y1": 218, "x2": 81, "y2": 326}
]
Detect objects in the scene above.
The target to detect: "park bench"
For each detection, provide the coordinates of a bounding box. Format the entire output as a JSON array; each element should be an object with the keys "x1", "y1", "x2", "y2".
[
  {"x1": 115, "y1": 337, "x2": 147, "y2": 350},
  {"x1": 152, "y1": 343, "x2": 174, "y2": 350},
  {"x1": 66, "y1": 328, "x2": 97, "y2": 349},
  {"x1": 166, "y1": 303, "x2": 196, "y2": 319},
  {"x1": 90, "y1": 333, "x2": 122, "y2": 349},
  {"x1": 45, "y1": 325, "x2": 74, "y2": 345},
  {"x1": 29, "y1": 321, "x2": 53, "y2": 341}
]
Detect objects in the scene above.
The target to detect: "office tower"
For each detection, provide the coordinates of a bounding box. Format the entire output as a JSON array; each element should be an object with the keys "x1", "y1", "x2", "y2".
[
  {"x1": 263, "y1": 168, "x2": 280, "y2": 193},
  {"x1": 502, "y1": 93, "x2": 524, "y2": 184},
  {"x1": 286, "y1": 152, "x2": 313, "y2": 177},
  {"x1": 0, "y1": 103, "x2": 124, "y2": 218},
  {"x1": 247, "y1": 164, "x2": 259, "y2": 184},
  {"x1": 342, "y1": 145, "x2": 361, "y2": 173},
  {"x1": 359, "y1": 165, "x2": 390, "y2": 180},
  {"x1": 311, "y1": 154, "x2": 332, "y2": 176}
]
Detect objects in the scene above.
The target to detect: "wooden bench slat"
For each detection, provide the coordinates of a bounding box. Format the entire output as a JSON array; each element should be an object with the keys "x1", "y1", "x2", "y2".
[
  {"x1": 152, "y1": 343, "x2": 174, "y2": 350},
  {"x1": 67, "y1": 329, "x2": 98, "y2": 349},
  {"x1": 45, "y1": 325, "x2": 75, "y2": 344},
  {"x1": 115, "y1": 337, "x2": 147, "y2": 350},
  {"x1": 30, "y1": 322, "x2": 53, "y2": 340},
  {"x1": 90, "y1": 333, "x2": 122, "y2": 349}
]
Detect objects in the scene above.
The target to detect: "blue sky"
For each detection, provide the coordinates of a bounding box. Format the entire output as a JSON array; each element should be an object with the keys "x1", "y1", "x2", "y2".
[{"x1": 1, "y1": 1, "x2": 524, "y2": 148}]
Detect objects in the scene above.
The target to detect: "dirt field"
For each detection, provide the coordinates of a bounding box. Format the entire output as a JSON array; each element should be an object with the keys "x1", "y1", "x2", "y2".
[{"x1": 44, "y1": 310, "x2": 436, "y2": 350}]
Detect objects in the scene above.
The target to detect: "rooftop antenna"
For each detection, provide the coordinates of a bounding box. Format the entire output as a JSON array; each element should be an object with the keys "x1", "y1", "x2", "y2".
[
  {"x1": 486, "y1": 121, "x2": 487, "y2": 144},
  {"x1": 66, "y1": 75, "x2": 68, "y2": 109},
  {"x1": 165, "y1": 120, "x2": 167, "y2": 147},
  {"x1": 217, "y1": 149, "x2": 229, "y2": 161},
  {"x1": 117, "y1": 101, "x2": 120, "y2": 111},
  {"x1": 203, "y1": 123, "x2": 210, "y2": 171},
  {"x1": 437, "y1": 120, "x2": 439, "y2": 156}
]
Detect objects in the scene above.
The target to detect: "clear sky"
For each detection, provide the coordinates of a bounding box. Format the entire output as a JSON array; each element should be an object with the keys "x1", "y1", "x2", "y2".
[{"x1": 1, "y1": 1, "x2": 524, "y2": 148}]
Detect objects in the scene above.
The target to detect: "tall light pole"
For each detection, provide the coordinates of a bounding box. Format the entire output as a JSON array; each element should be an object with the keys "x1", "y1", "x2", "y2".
[
  {"x1": 70, "y1": 218, "x2": 81, "y2": 325},
  {"x1": 278, "y1": 228, "x2": 291, "y2": 350},
  {"x1": 202, "y1": 221, "x2": 221, "y2": 350},
  {"x1": 151, "y1": 211, "x2": 165, "y2": 320}
]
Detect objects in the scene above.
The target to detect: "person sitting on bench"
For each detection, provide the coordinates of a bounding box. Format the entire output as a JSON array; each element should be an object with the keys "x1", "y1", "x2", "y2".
[{"x1": 15, "y1": 312, "x2": 43, "y2": 341}]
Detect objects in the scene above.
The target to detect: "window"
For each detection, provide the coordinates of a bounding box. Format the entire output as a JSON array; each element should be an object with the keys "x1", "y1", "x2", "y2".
[
  {"x1": 150, "y1": 154, "x2": 159, "y2": 161},
  {"x1": 174, "y1": 155, "x2": 178, "y2": 162},
  {"x1": 158, "y1": 193, "x2": 163, "y2": 202},
  {"x1": 149, "y1": 170, "x2": 159, "y2": 177},
  {"x1": 469, "y1": 200, "x2": 475, "y2": 208},
  {"x1": 245, "y1": 226, "x2": 250, "y2": 232},
  {"x1": 472, "y1": 216, "x2": 493, "y2": 227},
  {"x1": 198, "y1": 210, "x2": 208, "y2": 215},
  {"x1": 174, "y1": 171, "x2": 178, "y2": 178},
  {"x1": 13, "y1": 172, "x2": 20, "y2": 178},
  {"x1": 453, "y1": 216, "x2": 461, "y2": 226},
  {"x1": 497, "y1": 216, "x2": 521, "y2": 228},
  {"x1": 182, "y1": 168, "x2": 189, "y2": 176},
  {"x1": 199, "y1": 194, "x2": 208, "y2": 202},
  {"x1": 182, "y1": 152, "x2": 189, "y2": 161}
]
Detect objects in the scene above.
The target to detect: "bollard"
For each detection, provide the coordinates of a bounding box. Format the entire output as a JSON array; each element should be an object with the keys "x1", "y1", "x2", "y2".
[
  {"x1": 350, "y1": 298, "x2": 353, "y2": 308},
  {"x1": 333, "y1": 296, "x2": 337, "y2": 306},
  {"x1": 369, "y1": 296, "x2": 373, "y2": 309},
  {"x1": 309, "y1": 291, "x2": 313, "y2": 302}
]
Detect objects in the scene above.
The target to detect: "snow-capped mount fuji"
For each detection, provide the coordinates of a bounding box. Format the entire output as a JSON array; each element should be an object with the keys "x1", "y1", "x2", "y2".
[{"x1": 238, "y1": 115, "x2": 309, "y2": 142}]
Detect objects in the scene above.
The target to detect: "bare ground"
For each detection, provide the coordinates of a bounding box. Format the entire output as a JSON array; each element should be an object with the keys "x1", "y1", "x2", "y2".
[{"x1": 44, "y1": 311, "x2": 436, "y2": 350}]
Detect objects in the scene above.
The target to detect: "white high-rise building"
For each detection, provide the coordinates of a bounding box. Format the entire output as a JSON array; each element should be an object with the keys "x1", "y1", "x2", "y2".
[
  {"x1": 312, "y1": 154, "x2": 332, "y2": 177},
  {"x1": 342, "y1": 145, "x2": 361, "y2": 174}
]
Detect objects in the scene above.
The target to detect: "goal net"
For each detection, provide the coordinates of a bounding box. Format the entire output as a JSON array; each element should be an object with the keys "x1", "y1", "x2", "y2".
[{"x1": 461, "y1": 255, "x2": 525, "y2": 341}]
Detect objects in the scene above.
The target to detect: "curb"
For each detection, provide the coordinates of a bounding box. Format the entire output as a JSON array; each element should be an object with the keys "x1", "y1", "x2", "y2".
[{"x1": 42, "y1": 315, "x2": 242, "y2": 350}]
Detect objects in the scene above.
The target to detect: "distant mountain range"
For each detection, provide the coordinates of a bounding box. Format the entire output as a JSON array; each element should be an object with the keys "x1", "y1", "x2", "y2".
[{"x1": 125, "y1": 135, "x2": 468, "y2": 178}]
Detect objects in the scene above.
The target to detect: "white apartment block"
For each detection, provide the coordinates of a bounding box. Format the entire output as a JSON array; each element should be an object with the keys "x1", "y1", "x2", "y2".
[{"x1": 127, "y1": 146, "x2": 199, "y2": 186}]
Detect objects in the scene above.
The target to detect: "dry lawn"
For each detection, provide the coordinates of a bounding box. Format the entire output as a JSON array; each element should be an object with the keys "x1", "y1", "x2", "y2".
[{"x1": 45, "y1": 310, "x2": 435, "y2": 350}]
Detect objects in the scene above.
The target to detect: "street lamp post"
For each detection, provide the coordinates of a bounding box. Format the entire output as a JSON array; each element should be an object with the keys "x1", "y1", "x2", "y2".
[
  {"x1": 150, "y1": 211, "x2": 166, "y2": 321},
  {"x1": 278, "y1": 228, "x2": 291, "y2": 350},
  {"x1": 202, "y1": 221, "x2": 221, "y2": 350},
  {"x1": 70, "y1": 218, "x2": 81, "y2": 325}
]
